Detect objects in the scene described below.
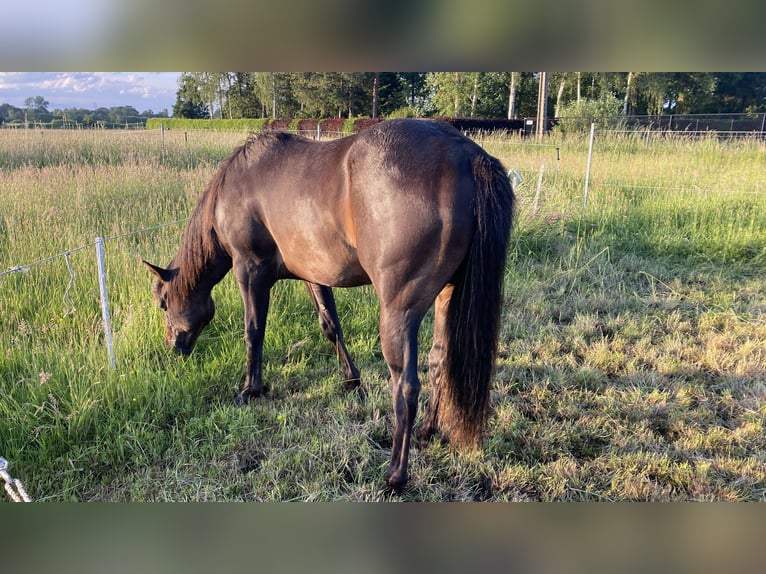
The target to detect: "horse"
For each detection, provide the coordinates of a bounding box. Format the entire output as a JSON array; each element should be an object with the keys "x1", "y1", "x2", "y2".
[{"x1": 144, "y1": 119, "x2": 514, "y2": 490}]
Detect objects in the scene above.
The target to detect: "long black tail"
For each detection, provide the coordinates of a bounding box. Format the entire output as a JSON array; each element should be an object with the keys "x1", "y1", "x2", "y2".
[{"x1": 439, "y1": 152, "x2": 514, "y2": 447}]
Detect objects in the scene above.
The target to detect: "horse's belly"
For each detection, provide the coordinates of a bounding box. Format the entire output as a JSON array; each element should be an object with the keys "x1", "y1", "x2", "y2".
[{"x1": 279, "y1": 247, "x2": 370, "y2": 287}]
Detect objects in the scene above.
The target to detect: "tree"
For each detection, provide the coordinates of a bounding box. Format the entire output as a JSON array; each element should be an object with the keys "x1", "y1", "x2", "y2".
[
  {"x1": 108, "y1": 106, "x2": 140, "y2": 125},
  {"x1": 664, "y1": 73, "x2": 716, "y2": 114},
  {"x1": 290, "y1": 73, "x2": 349, "y2": 118},
  {"x1": 398, "y1": 73, "x2": 429, "y2": 112},
  {"x1": 24, "y1": 96, "x2": 50, "y2": 112},
  {"x1": 254, "y1": 73, "x2": 298, "y2": 118},
  {"x1": 168, "y1": 71, "x2": 766, "y2": 122},
  {"x1": 23, "y1": 95, "x2": 52, "y2": 124},
  {"x1": 623, "y1": 72, "x2": 634, "y2": 115},
  {"x1": 703, "y1": 73, "x2": 766, "y2": 113},
  {"x1": 508, "y1": 72, "x2": 519, "y2": 119},
  {"x1": 172, "y1": 73, "x2": 209, "y2": 119},
  {"x1": 428, "y1": 72, "x2": 483, "y2": 117},
  {"x1": 371, "y1": 72, "x2": 407, "y2": 117},
  {"x1": 223, "y1": 72, "x2": 260, "y2": 118},
  {"x1": 191, "y1": 73, "x2": 222, "y2": 119},
  {"x1": 554, "y1": 93, "x2": 624, "y2": 133},
  {"x1": 468, "y1": 72, "x2": 514, "y2": 118}
]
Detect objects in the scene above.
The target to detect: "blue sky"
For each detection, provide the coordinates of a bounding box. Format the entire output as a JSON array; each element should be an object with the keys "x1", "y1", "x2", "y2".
[{"x1": 0, "y1": 73, "x2": 181, "y2": 114}]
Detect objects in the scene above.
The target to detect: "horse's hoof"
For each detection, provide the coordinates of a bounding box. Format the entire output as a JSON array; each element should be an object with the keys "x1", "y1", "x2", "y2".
[
  {"x1": 233, "y1": 394, "x2": 248, "y2": 407},
  {"x1": 384, "y1": 466, "x2": 407, "y2": 492},
  {"x1": 345, "y1": 379, "x2": 366, "y2": 401},
  {"x1": 234, "y1": 389, "x2": 262, "y2": 406},
  {"x1": 416, "y1": 422, "x2": 436, "y2": 443}
]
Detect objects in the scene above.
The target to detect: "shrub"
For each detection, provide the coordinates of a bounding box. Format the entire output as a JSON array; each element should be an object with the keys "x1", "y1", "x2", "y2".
[
  {"x1": 265, "y1": 118, "x2": 291, "y2": 131},
  {"x1": 554, "y1": 95, "x2": 625, "y2": 133},
  {"x1": 387, "y1": 106, "x2": 418, "y2": 119},
  {"x1": 352, "y1": 118, "x2": 384, "y2": 133},
  {"x1": 145, "y1": 118, "x2": 269, "y2": 131},
  {"x1": 319, "y1": 118, "x2": 345, "y2": 135}
]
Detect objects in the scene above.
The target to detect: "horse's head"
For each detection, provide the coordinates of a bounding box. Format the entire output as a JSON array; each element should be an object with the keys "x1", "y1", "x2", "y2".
[{"x1": 143, "y1": 261, "x2": 215, "y2": 355}]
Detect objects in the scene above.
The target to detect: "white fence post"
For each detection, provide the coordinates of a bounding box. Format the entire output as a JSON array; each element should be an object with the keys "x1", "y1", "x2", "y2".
[
  {"x1": 533, "y1": 163, "x2": 545, "y2": 216},
  {"x1": 95, "y1": 237, "x2": 117, "y2": 371},
  {"x1": 583, "y1": 122, "x2": 595, "y2": 210}
]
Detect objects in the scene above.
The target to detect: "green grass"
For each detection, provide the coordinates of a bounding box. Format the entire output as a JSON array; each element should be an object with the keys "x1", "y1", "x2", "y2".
[{"x1": 1, "y1": 128, "x2": 765, "y2": 501}]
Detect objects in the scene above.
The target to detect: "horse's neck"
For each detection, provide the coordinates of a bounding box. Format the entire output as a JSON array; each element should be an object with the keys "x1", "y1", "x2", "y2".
[
  {"x1": 176, "y1": 227, "x2": 231, "y2": 298},
  {"x1": 195, "y1": 248, "x2": 231, "y2": 293}
]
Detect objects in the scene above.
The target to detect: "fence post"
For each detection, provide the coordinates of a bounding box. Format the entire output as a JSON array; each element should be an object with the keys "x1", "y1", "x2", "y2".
[
  {"x1": 95, "y1": 237, "x2": 117, "y2": 371},
  {"x1": 583, "y1": 122, "x2": 595, "y2": 210},
  {"x1": 533, "y1": 163, "x2": 545, "y2": 216}
]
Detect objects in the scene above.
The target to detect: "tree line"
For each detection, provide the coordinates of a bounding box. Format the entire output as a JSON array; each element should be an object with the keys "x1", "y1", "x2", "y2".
[
  {"x1": 173, "y1": 73, "x2": 766, "y2": 121},
  {"x1": 0, "y1": 96, "x2": 168, "y2": 128}
]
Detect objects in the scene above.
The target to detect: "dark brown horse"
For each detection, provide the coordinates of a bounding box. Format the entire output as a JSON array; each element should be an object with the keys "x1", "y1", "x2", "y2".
[{"x1": 145, "y1": 119, "x2": 514, "y2": 489}]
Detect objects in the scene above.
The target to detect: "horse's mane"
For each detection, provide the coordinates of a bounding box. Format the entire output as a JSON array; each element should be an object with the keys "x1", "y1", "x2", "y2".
[
  {"x1": 170, "y1": 131, "x2": 308, "y2": 299},
  {"x1": 170, "y1": 143, "x2": 241, "y2": 299},
  {"x1": 242, "y1": 130, "x2": 301, "y2": 158}
]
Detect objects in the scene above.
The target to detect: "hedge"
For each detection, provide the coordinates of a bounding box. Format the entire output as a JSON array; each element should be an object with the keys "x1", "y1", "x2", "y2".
[
  {"x1": 145, "y1": 118, "x2": 270, "y2": 131},
  {"x1": 145, "y1": 117, "x2": 386, "y2": 134},
  {"x1": 144, "y1": 117, "x2": 522, "y2": 134}
]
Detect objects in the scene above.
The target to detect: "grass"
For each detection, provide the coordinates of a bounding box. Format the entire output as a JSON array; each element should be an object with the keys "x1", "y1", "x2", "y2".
[{"x1": 1, "y1": 128, "x2": 765, "y2": 501}]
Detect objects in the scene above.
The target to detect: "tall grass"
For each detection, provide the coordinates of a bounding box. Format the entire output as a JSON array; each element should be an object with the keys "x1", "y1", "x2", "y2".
[{"x1": 1, "y1": 128, "x2": 764, "y2": 500}]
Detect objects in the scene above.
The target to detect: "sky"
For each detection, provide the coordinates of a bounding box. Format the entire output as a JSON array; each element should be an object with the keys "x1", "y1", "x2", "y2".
[{"x1": 0, "y1": 73, "x2": 181, "y2": 114}]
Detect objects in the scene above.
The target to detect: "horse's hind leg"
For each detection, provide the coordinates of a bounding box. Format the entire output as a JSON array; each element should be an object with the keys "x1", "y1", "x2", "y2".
[
  {"x1": 379, "y1": 303, "x2": 427, "y2": 490},
  {"x1": 419, "y1": 284, "x2": 453, "y2": 443},
  {"x1": 304, "y1": 282, "x2": 361, "y2": 393}
]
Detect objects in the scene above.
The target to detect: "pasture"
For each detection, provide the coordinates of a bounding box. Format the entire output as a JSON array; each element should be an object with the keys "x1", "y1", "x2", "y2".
[{"x1": 1, "y1": 127, "x2": 764, "y2": 501}]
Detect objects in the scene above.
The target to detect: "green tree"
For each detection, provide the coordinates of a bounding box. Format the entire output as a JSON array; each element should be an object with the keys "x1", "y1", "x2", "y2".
[
  {"x1": 427, "y1": 72, "x2": 481, "y2": 117},
  {"x1": 554, "y1": 93, "x2": 624, "y2": 133},
  {"x1": 108, "y1": 106, "x2": 141, "y2": 125},
  {"x1": 24, "y1": 96, "x2": 50, "y2": 112},
  {"x1": 664, "y1": 73, "x2": 716, "y2": 114},
  {"x1": 290, "y1": 73, "x2": 350, "y2": 118},
  {"x1": 172, "y1": 73, "x2": 209, "y2": 119},
  {"x1": 705, "y1": 73, "x2": 766, "y2": 113},
  {"x1": 255, "y1": 72, "x2": 297, "y2": 118},
  {"x1": 372, "y1": 73, "x2": 409, "y2": 117},
  {"x1": 192, "y1": 73, "x2": 223, "y2": 119},
  {"x1": 223, "y1": 72, "x2": 261, "y2": 118},
  {"x1": 23, "y1": 95, "x2": 52, "y2": 124},
  {"x1": 343, "y1": 73, "x2": 372, "y2": 118}
]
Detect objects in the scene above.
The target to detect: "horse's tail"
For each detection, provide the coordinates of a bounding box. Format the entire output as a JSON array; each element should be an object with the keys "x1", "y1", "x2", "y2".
[{"x1": 439, "y1": 152, "x2": 514, "y2": 447}]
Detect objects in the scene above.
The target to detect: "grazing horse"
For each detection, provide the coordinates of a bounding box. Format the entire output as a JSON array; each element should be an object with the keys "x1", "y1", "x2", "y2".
[{"x1": 145, "y1": 119, "x2": 514, "y2": 489}]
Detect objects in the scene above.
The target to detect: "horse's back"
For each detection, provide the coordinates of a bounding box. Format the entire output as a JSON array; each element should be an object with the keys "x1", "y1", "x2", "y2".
[{"x1": 215, "y1": 120, "x2": 487, "y2": 290}]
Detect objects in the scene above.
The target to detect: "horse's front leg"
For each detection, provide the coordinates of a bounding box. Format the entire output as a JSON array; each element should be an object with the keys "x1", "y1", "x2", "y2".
[
  {"x1": 304, "y1": 282, "x2": 361, "y2": 393},
  {"x1": 234, "y1": 262, "x2": 275, "y2": 404}
]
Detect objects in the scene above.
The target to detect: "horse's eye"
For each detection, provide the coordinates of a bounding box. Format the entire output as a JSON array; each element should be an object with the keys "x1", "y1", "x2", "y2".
[{"x1": 159, "y1": 297, "x2": 167, "y2": 311}]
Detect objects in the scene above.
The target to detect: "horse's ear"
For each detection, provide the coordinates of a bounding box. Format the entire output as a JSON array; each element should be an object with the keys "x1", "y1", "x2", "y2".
[{"x1": 143, "y1": 260, "x2": 176, "y2": 282}]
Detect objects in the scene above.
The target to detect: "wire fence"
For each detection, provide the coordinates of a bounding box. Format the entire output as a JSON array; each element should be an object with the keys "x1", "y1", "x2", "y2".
[
  {"x1": 0, "y1": 218, "x2": 190, "y2": 279},
  {"x1": 1, "y1": 217, "x2": 191, "y2": 375},
  {"x1": 549, "y1": 112, "x2": 766, "y2": 138}
]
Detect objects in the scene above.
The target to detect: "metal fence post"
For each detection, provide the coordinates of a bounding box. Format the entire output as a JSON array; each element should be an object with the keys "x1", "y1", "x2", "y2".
[
  {"x1": 583, "y1": 122, "x2": 595, "y2": 210},
  {"x1": 95, "y1": 237, "x2": 117, "y2": 371}
]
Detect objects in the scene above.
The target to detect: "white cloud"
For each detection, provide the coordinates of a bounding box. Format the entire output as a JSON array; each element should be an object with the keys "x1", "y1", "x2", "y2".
[{"x1": 0, "y1": 72, "x2": 179, "y2": 113}]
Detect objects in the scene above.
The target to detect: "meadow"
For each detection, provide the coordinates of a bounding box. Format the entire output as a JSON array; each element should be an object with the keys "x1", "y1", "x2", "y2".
[{"x1": 1, "y1": 126, "x2": 764, "y2": 501}]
